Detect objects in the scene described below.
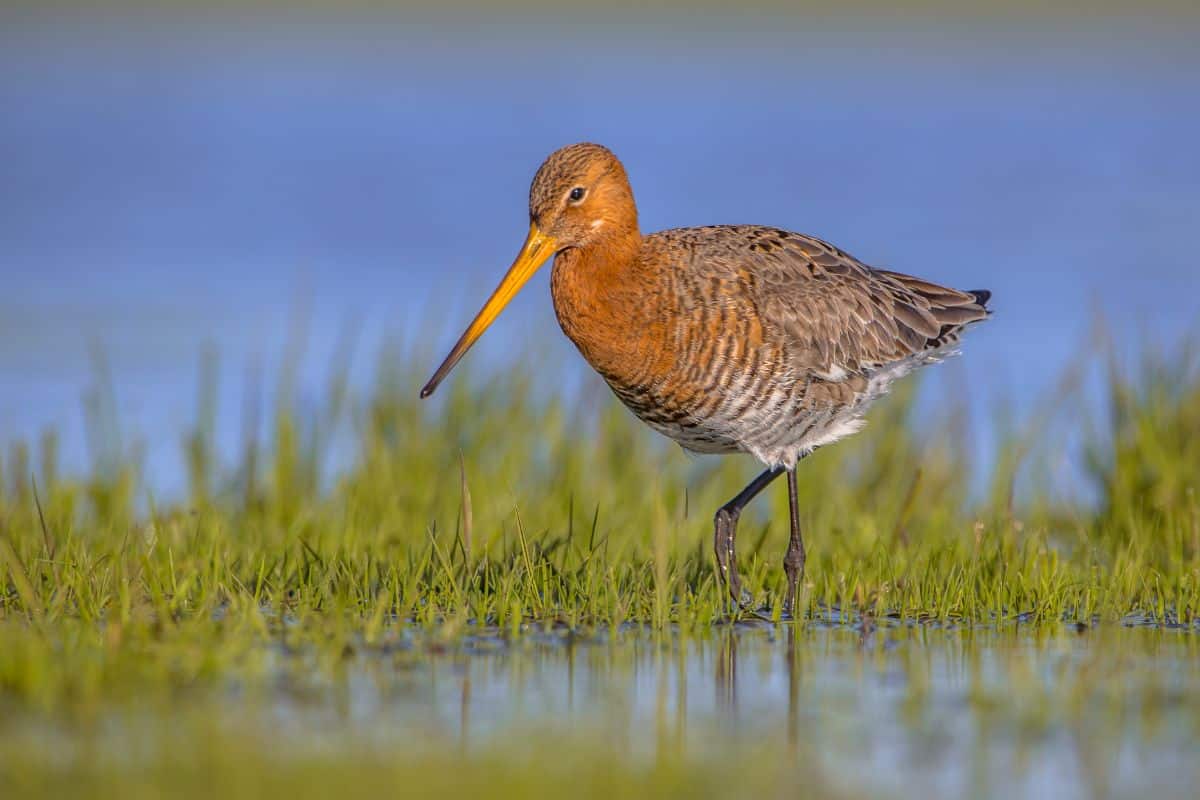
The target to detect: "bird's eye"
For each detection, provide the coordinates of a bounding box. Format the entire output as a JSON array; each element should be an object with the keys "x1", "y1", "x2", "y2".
[{"x1": 569, "y1": 187, "x2": 586, "y2": 203}]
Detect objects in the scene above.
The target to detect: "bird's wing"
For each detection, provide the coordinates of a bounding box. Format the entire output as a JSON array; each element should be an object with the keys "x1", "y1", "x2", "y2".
[{"x1": 683, "y1": 226, "x2": 991, "y2": 378}]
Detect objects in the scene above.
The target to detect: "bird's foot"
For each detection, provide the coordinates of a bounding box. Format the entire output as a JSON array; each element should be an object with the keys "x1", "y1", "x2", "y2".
[{"x1": 729, "y1": 589, "x2": 775, "y2": 623}]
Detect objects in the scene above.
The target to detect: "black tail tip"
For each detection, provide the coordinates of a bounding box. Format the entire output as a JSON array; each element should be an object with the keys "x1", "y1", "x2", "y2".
[{"x1": 969, "y1": 289, "x2": 991, "y2": 307}]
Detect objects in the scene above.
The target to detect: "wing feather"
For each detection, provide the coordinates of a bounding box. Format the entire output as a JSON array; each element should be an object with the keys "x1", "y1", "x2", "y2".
[{"x1": 666, "y1": 225, "x2": 991, "y2": 378}]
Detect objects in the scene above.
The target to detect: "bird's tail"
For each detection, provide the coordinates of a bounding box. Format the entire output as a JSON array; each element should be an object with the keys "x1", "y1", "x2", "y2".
[
  {"x1": 968, "y1": 289, "x2": 992, "y2": 308},
  {"x1": 876, "y1": 270, "x2": 993, "y2": 348}
]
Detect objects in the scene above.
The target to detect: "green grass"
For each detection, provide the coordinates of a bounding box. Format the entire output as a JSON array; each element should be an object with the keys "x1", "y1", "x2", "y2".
[
  {"x1": 0, "y1": 335, "x2": 1198, "y2": 797},
  {"x1": 1, "y1": 337, "x2": 1199, "y2": 688}
]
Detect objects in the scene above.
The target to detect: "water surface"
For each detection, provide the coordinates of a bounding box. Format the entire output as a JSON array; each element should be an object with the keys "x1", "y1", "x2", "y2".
[{"x1": 6, "y1": 620, "x2": 1198, "y2": 799}]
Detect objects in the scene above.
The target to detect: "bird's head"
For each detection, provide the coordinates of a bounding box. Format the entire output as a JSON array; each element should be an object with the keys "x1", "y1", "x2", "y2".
[
  {"x1": 528, "y1": 142, "x2": 638, "y2": 250},
  {"x1": 420, "y1": 143, "x2": 638, "y2": 398}
]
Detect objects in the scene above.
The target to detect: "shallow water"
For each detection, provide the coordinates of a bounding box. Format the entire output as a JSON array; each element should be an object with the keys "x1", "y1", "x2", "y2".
[
  {"x1": 319, "y1": 623, "x2": 1200, "y2": 796},
  {"x1": 8, "y1": 620, "x2": 1196, "y2": 799}
]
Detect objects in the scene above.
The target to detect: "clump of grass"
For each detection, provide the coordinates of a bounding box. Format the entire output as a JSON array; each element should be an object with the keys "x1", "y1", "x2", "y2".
[
  {"x1": 1087, "y1": 340, "x2": 1200, "y2": 529},
  {"x1": 0, "y1": 335, "x2": 1198, "y2": 712}
]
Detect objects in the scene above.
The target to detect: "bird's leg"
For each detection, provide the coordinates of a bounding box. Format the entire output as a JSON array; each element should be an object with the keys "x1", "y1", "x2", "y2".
[
  {"x1": 713, "y1": 467, "x2": 784, "y2": 607},
  {"x1": 783, "y1": 467, "x2": 807, "y2": 616}
]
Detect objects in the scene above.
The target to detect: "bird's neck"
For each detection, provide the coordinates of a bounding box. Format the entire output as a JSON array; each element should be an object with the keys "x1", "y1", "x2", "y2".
[
  {"x1": 578, "y1": 223, "x2": 642, "y2": 278},
  {"x1": 550, "y1": 228, "x2": 672, "y2": 387},
  {"x1": 552, "y1": 227, "x2": 641, "y2": 317}
]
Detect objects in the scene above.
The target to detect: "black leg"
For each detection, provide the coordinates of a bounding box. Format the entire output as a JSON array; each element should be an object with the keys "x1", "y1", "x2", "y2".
[
  {"x1": 783, "y1": 468, "x2": 807, "y2": 615},
  {"x1": 714, "y1": 466, "x2": 784, "y2": 605}
]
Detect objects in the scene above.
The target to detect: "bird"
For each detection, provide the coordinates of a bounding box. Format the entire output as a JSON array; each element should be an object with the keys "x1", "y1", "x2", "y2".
[{"x1": 420, "y1": 142, "x2": 991, "y2": 613}]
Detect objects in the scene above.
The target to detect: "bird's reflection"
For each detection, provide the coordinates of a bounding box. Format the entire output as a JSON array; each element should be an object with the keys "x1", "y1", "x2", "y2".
[
  {"x1": 714, "y1": 623, "x2": 802, "y2": 746},
  {"x1": 715, "y1": 626, "x2": 739, "y2": 721},
  {"x1": 459, "y1": 660, "x2": 471, "y2": 752},
  {"x1": 786, "y1": 625, "x2": 800, "y2": 749}
]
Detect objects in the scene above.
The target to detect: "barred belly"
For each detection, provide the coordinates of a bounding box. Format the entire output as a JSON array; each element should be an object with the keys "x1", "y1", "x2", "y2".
[{"x1": 604, "y1": 352, "x2": 929, "y2": 469}]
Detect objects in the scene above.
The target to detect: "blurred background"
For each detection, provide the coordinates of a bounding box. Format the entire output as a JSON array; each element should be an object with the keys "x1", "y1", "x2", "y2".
[{"x1": 1, "y1": 1, "x2": 1197, "y2": 497}]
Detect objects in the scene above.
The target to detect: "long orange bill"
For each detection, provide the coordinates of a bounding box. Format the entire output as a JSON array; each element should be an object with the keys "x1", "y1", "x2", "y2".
[{"x1": 420, "y1": 223, "x2": 558, "y2": 398}]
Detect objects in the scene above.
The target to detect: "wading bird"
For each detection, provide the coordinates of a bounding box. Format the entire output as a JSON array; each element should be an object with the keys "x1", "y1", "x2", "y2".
[{"x1": 420, "y1": 143, "x2": 990, "y2": 612}]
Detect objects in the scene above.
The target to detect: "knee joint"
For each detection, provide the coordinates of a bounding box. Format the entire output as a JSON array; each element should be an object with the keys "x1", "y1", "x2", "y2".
[
  {"x1": 784, "y1": 548, "x2": 805, "y2": 569},
  {"x1": 714, "y1": 507, "x2": 739, "y2": 528}
]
